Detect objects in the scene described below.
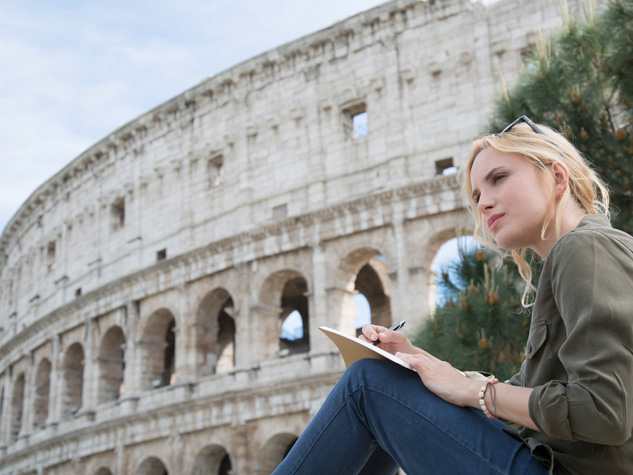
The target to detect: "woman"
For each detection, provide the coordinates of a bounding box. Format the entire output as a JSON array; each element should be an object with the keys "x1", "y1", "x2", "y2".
[{"x1": 273, "y1": 117, "x2": 633, "y2": 474}]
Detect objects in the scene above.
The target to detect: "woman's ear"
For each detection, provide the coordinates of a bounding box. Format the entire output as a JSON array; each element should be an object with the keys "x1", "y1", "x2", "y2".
[{"x1": 551, "y1": 162, "x2": 569, "y2": 197}]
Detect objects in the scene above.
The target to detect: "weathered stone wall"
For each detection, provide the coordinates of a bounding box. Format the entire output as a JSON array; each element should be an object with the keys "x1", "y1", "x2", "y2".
[{"x1": 0, "y1": 0, "x2": 595, "y2": 473}]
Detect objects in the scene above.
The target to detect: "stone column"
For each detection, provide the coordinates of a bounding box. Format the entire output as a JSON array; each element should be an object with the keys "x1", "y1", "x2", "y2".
[
  {"x1": 82, "y1": 319, "x2": 97, "y2": 413},
  {"x1": 23, "y1": 362, "x2": 37, "y2": 436},
  {"x1": 389, "y1": 218, "x2": 408, "y2": 328},
  {"x1": 0, "y1": 376, "x2": 9, "y2": 445},
  {"x1": 174, "y1": 284, "x2": 195, "y2": 383},
  {"x1": 122, "y1": 301, "x2": 142, "y2": 396},
  {"x1": 248, "y1": 304, "x2": 282, "y2": 362},
  {"x1": 49, "y1": 334, "x2": 63, "y2": 424},
  {"x1": 325, "y1": 286, "x2": 356, "y2": 336},
  {"x1": 307, "y1": 242, "x2": 330, "y2": 353}
]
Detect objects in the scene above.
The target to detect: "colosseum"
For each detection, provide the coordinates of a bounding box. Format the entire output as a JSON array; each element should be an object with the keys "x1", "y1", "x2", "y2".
[{"x1": 0, "y1": 0, "x2": 591, "y2": 473}]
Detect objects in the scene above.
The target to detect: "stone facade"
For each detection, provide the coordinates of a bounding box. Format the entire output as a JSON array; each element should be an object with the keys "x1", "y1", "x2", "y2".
[{"x1": 0, "y1": 0, "x2": 592, "y2": 473}]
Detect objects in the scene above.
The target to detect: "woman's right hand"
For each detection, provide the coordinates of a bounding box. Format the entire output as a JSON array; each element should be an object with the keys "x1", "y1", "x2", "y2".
[{"x1": 359, "y1": 324, "x2": 420, "y2": 356}]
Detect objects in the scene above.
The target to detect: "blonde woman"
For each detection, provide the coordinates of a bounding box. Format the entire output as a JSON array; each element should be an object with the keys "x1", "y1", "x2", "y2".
[{"x1": 274, "y1": 117, "x2": 633, "y2": 474}]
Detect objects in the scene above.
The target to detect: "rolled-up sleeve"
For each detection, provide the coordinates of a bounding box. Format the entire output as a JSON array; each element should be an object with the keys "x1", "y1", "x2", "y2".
[{"x1": 528, "y1": 230, "x2": 633, "y2": 444}]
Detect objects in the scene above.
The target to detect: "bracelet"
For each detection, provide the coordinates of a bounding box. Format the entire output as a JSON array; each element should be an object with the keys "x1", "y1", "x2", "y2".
[{"x1": 478, "y1": 378, "x2": 499, "y2": 419}]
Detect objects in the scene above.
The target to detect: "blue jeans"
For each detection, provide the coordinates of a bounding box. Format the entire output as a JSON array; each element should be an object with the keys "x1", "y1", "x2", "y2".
[{"x1": 273, "y1": 359, "x2": 549, "y2": 475}]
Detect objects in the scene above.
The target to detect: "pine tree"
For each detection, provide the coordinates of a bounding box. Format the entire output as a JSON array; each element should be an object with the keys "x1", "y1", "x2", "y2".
[
  {"x1": 487, "y1": 0, "x2": 633, "y2": 233},
  {"x1": 412, "y1": 242, "x2": 541, "y2": 381}
]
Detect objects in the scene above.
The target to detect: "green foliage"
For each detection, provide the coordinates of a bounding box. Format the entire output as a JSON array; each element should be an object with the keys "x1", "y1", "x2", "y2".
[
  {"x1": 487, "y1": 0, "x2": 633, "y2": 234},
  {"x1": 413, "y1": 242, "x2": 541, "y2": 381}
]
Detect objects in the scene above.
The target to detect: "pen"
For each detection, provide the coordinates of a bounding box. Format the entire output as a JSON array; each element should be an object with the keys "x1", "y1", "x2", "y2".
[{"x1": 372, "y1": 320, "x2": 406, "y2": 345}]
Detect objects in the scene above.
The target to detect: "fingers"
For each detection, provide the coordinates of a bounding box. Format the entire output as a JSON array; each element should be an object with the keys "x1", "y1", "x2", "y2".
[
  {"x1": 396, "y1": 351, "x2": 446, "y2": 371},
  {"x1": 415, "y1": 348, "x2": 441, "y2": 362},
  {"x1": 360, "y1": 324, "x2": 387, "y2": 344}
]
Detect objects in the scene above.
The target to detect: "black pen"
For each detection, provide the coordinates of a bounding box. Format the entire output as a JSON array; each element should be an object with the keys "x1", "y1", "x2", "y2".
[{"x1": 372, "y1": 320, "x2": 406, "y2": 346}]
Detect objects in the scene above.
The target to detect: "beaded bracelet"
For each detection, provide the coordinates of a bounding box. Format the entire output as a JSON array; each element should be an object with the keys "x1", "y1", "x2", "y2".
[{"x1": 478, "y1": 378, "x2": 499, "y2": 419}]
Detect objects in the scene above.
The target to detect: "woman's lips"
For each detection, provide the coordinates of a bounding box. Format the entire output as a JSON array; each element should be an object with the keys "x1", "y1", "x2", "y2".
[{"x1": 487, "y1": 213, "x2": 505, "y2": 231}]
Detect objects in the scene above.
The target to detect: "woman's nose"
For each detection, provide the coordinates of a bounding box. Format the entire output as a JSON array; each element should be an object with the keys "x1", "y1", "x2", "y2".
[{"x1": 476, "y1": 193, "x2": 493, "y2": 213}]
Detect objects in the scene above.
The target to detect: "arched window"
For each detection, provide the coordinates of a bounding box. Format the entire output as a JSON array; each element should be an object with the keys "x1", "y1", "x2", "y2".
[
  {"x1": 135, "y1": 456, "x2": 169, "y2": 475},
  {"x1": 279, "y1": 277, "x2": 310, "y2": 355},
  {"x1": 195, "y1": 290, "x2": 237, "y2": 377},
  {"x1": 98, "y1": 326, "x2": 126, "y2": 403},
  {"x1": 191, "y1": 445, "x2": 232, "y2": 475},
  {"x1": 216, "y1": 307, "x2": 235, "y2": 374},
  {"x1": 141, "y1": 309, "x2": 177, "y2": 390},
  {"x1": 162, "y1": 319, "x2": 176, "y2": 387},
  {"x1": 63, "y1": 343, "x2": 85, "y2": 417},
  {"x1": 10, "y1": 373, "x2": 25, "y2": 440},
  {"x1": 33, "y1": 359, "x2": 52, "y2": 428},
  {"x1": 260, "y1": 433, "x2": 298, "y2": 473}
]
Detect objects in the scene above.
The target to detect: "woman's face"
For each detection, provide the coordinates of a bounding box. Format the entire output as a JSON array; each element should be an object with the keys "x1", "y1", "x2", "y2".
[{"x1": 470, "y1": 147, "x2": 552, "y2": 255}]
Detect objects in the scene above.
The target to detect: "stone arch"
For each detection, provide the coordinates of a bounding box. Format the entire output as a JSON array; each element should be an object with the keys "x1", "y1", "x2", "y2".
[
  {"x1": 97, "y1": 325, "x2": 126, "y2": 403},
  {"x1": 135, "y1": 456, "x2": 169, "y2": 475},
  {"x1": 336, "y1": 247, "x2": 392, "y2": 335},
  {"x1": 423, "y1": 228, "x2": 473, "y2": 272},
  {"x1": 259, "y1": 432, "x2": 298, "y2": 473},
  {"x1": 32, "y1": 358, "x2": 52, "y2": 429},
  {"x1": 191, "y1": 444, "x2": 232, "y2": 475},
  {"x1": 62, "y1": 342, "x2": 84, "y2": 417},
  {"x1": 424, "y1": 228, "x2": 475, "y2": 310},
  {"x1": 10, "y1": 373, "x2": 26, "y2": 440},
  {"x1": 94, "y1": 468, "x2": 114, "y2": 475},
  {"x1": 141, "y1": 308, "x2": 177, "y2": 390},
  {"x1": 194, "y1": 288, "x2": 236, "y2": 377},
  {"x1": 258, "y1": 269, "x2": 310, "y2": 359}
]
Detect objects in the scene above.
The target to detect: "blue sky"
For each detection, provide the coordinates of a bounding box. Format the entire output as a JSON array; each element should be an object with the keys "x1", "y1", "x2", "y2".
[{"x1": 0, "y1": 0, "x2": 499, "y2": 233}]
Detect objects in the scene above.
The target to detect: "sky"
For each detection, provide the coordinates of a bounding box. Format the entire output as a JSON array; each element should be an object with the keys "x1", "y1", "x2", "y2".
[
  {"x1": 0, "y1": 0, "x2": 500, "y2": 234},
  {"x1": 0, "y1": 0, "x2": 383, "y2": 232}
]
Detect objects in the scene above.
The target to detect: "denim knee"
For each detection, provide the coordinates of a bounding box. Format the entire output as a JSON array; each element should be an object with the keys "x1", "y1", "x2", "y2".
[{"x1": 342, "y1": 358, "x2": 413, "y2": 392}]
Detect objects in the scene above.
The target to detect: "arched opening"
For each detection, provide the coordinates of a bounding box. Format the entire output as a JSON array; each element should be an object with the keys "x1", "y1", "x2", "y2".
[
  {"x1": 216, "y1": 306, "x2": 235, "y2": 374},
  {"x1": 279, "y1": 277, "x2": 310, "y2": 355},
  {"x1": 135, "y1": 456, "x2": 169, "y2": 475},
  {"x1": 98, "y1": 326, "x2": 126, "y2": 403},
  {"x1": 259, "y1": 433, "x2": 298, "y2": 473},
  {"x1": 258, "y1": 270, "x2": 311, "y2": 359},
  {"x1": 191, "y1": 444, "x2": 232, "y2": 475},
  {"x1": 142, "y1": 309, "x2": 177, "y2": 390},
  {"x1": 195, "y1": 289, "x2": 236, "y2": 377},
  {"x1": 10, "y1": 373, "x2": 25, "y2": 440},
  {"x1": 33, "y1": 358, "x2": 52, "y2": 428},
  {"x1": 354, "y1": 256, "x2": 391, "y2": 334},
  {"x1": 430, "y1": 235, "x2": 478, "y2": 308},
  {"x1": 162, "y1": 319, "x2": 176, "y2": 386},
  {"x1": 337, "y1": 249, "x2": 392, "y2": 336},
  {"x1": 94, "y1": 468, "x2": 114, "y2": 475},
  {"x1": 63, "y1": 343, "x2": 84, "y2": 417}
]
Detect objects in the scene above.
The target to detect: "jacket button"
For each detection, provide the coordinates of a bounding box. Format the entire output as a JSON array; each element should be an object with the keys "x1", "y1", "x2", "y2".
[{"x1": 526, "y1": 343, "x2": 532, "y2": 355}]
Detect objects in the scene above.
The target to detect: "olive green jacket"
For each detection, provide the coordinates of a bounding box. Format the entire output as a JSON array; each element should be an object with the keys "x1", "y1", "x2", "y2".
[{"x1": 508, "y1": 214, "x2": 633, "y2": 474}]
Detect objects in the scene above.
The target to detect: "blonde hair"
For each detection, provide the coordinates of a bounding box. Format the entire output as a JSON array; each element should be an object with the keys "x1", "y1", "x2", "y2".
[{"x1": 462, "y1": 122, "x2": 610, "y2": 305}]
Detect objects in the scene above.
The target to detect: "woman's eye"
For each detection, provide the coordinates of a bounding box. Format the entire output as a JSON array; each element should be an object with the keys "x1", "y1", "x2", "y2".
[{"x1": 493, "y1": 174, "x2": 506, "y2": 183}]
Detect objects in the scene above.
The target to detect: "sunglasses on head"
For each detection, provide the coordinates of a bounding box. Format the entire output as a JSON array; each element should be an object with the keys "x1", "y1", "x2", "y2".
[{"x1": 501, "y1": 115, "x2": 547, "y2": 136}]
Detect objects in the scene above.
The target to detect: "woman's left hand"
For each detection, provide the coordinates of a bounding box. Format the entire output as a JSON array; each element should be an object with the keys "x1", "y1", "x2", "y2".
[{"x1": 396, "y1": 350, "x2": 477, "y2": 407}]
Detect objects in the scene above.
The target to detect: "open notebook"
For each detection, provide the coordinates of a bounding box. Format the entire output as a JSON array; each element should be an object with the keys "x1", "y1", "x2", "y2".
[{"x1": 319, "y1": 326, "x2": 414, "y2": 371}]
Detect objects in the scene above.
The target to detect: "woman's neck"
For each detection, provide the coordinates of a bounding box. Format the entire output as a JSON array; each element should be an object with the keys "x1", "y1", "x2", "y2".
[{"x1": 533, "y1": 204, "x2": 587, "y2": 259}]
